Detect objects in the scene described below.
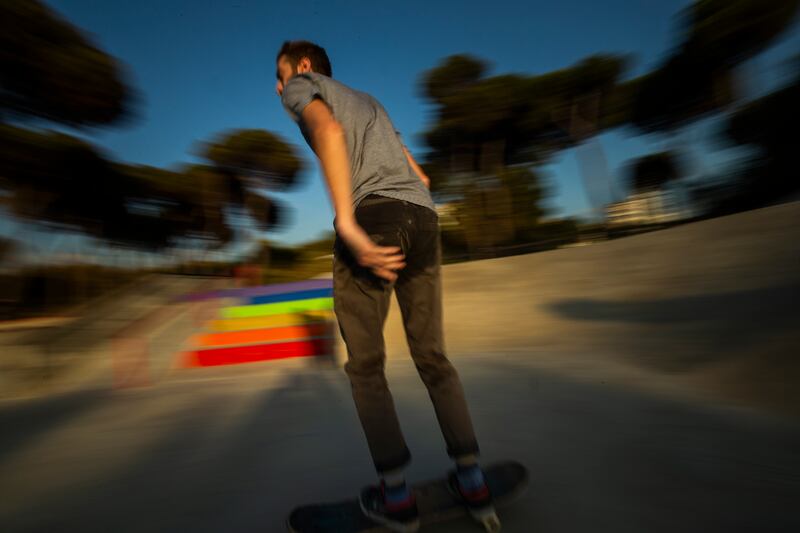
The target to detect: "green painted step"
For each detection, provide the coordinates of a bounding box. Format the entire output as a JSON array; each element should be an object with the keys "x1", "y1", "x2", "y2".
[{"x1": 221, "y1": 297, "x2": 334, "y2": 319}]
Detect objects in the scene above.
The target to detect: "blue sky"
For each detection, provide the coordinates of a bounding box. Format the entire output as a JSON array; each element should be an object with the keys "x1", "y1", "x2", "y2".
[{"x1": 42, "y1": 0, "x2": 800, "y2": 247}]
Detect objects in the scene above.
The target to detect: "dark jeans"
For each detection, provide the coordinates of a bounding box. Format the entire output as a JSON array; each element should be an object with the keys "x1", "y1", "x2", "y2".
[{"x1": 333, "y1": 194, "x2": 480, "y2": 473}]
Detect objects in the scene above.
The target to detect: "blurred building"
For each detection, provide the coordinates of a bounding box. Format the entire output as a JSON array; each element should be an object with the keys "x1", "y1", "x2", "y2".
[
  {"x1": 606, "y1": 189, "x2": 690, "y2": 227},
  {"x1": 435, "y1": 202, "x2": 459, "y2": 228}
]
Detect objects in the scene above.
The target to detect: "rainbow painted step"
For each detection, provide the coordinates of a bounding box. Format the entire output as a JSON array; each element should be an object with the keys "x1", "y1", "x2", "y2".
[
  {"x1": 247, "y1": 287, "x2": 332, "y2": 305},
  {"x1": 185, "y1": 337, "x2": 333, "y2": 367},
  {"x1": 207, "y1": 311, "x2": 333, "y2": 333},
  {"x1": 181, "y1": 279, "x2": 336, "y2": 368},
  {"x1": 192, "y1": 323, "x2": 330, "y2": 348},
  {"x1": 221, "y1": 297, "x2": 333, "y2": 319},
  {"x1": 181, "y1": 279, "x2": 334, "y2": 302}
]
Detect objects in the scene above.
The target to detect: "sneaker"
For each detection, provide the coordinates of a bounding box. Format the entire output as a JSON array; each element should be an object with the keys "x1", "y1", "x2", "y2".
[
  {"x1": 359, "y1": 480, "x2": 420, "y2": 532},
  {"x1": 447, "y1": 469, "x2": 497, "y2": 521}
]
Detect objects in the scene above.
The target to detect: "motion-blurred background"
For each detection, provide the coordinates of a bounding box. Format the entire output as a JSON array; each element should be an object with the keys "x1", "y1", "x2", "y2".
[{"x1": 1, "y1": 1, "x2": 799, "y2": 531}]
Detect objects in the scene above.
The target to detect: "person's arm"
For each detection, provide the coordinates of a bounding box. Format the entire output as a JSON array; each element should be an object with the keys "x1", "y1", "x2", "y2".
[
  {"x1": 401, "y1": 145, "x2": 430, "y2": 189},
  {"x1": 301, "y1": 99, "x2": 405, "y2": 281},
  {"x1": 301, "y1": 100, "x2": 355, "y2": 227}
]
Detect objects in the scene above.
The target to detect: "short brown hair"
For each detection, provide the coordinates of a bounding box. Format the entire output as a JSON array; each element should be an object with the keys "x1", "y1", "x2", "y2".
[{"x1": 277, "y1": 40, "x2": 332, "y2": 77}]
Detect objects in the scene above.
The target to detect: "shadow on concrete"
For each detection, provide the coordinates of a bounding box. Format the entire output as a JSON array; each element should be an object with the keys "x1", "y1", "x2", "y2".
[
  {"x1": 0, "y1": 388, "x2": 109, "y2": 460},
  {"x1": 547, "y1": 281, "x2": 799, "y2": 325},
  {"x1": 479, "y1": 357, "x2": 800, "y2": 533},
  {"x1": 0, "y1": 366, "x2": 368, "y2": 533},
  {"x1": 2, "y1": 357, "x2": 799, "y2": 532},
  {"x1": 545, "y1": 281, "x2": 800, "y2": 373}
]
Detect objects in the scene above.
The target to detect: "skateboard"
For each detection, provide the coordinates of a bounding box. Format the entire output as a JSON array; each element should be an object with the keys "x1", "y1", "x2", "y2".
[{"x1": 287, "y1": 460, "x2": 528, "y2": 532}]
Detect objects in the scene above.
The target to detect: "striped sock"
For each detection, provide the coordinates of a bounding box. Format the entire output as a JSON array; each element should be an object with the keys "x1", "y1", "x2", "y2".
[
  {"x1": 381, "y1": 469, "x2": 412, "y2": 508},
  {"x1": 384, "y1": 482, "x2": 413, "y2": 508},
  {"x1": 456, "y1": 463, "x2": 486, "y2": 491}
]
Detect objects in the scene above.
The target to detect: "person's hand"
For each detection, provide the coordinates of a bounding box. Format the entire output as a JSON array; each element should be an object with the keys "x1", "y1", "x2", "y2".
[{"x1": 336, "y1": 219, "x2": 406, "y2": 282}]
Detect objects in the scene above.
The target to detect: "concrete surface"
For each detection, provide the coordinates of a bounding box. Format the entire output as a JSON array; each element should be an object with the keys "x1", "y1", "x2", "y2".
[
  {"x1": 0, "y1": 276, "x2": 227, "y2": 397},
  {"x1": 1, "y1": 355, "x2": 798, "y2": 532},
  {"x1": 1, "y1": 201, "x2": 799, "y2": 532}
]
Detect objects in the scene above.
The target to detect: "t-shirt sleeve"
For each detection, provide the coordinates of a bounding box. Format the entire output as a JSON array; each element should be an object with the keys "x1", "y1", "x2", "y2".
[{"x1": 281, "y1": 74, "x2": 319, "y2": 122}]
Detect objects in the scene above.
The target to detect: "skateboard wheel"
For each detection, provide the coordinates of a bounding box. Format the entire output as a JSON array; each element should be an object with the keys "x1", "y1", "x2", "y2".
[{"x1": 478, "y1": 512, "x2": 501, "y2": 532}]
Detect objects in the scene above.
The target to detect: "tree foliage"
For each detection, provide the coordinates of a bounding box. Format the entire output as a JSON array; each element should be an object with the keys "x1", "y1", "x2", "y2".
[
  {"x1": 0, "y1": 125, "x2": 302, "y2": 250},
  {"x1": 0, "y1": 237, "x2": 15, "y2": 263},
  {"x1": 203, "y1": 129, "x2": 303, "y2": 190},
  {"x1": 420, "y1": 53, "x2": 628, "y2": 249},
  {"x1": 419, "y1": 0, "x2": 800, "y2": 242},
  {"x1": 0, "y1": 0, "x2": 135, "y2": 127},
  {"x1": 716, "y1": 62, "x2": 800, "y2": 208},
  {"x1": 0, "y1": 1, "x2": 305, "y2": 254},
  {"x1": 626, "y1": 152, "x2": 682, "y2": 193},
  {"x1": 629, "y1": 0, "x2": 800, "y2": 133},
  {"x1": 420, "y1": 54, "x2": 629, "y2": 182}
]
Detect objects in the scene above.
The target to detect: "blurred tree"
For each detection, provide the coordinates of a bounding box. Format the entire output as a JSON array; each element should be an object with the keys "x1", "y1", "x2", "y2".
[
  {"x1": 0, "y1": 237, "x2": 15, "y2": 263},
  {"x1": 0, "y1": 125, "x2": 193, "y2": 250},
  {"x1": 422, "y1": 54, "x2": 487, "y2": 104},
  {"x1": 0, "y1": 127, "x2": 301, "y2": 254},
  {"x1": 420, "y1": 0, "x2": 800, "y2": 245},
  {"x1": 619, "y1": 0, "x2": 800, "y2": 224},
  {"x1": 419, "y1": 53, "x2": 628, "y2": 252},
  {"x1": 627, "y1": 152, "x2": 682, "y2": 193},
  {"x1": 447, "y1": 166, "x2": 548, "y2": 255},
  {"x1": 203, "y1": 129, "x2": 302, "y2": 190},
  {"x1": 0, "y1": 0, "x2": 150, "y2": 255},
  {"x1": 197, "y1": 128, "x2": 304, "y2": 248},
  {"x1": 630, "y1": 0, "x2": 800, "y2": 134},
  {"x1": 420, "y1": 53, "x2": 628, "y2": 186},
  {"x1": 0, "y1": 0, "x2": 304, "y2": 260},
  {"x1": 240, "y1": 232, "x2": 335, "y2": 284},
  {"x1": 712, "y1": 62, "x2": 800, "y2": 212},
  {"x1": 0, "y1": 0, "x2": 135, "y2": 126}
]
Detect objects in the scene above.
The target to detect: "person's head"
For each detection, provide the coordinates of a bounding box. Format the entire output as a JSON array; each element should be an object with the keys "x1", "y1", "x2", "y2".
[{"x1": 275, "y1": 40, "x2": 331, "y2": 96}]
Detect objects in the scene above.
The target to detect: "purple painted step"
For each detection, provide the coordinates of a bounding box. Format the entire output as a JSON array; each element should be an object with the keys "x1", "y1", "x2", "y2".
[{"x1": 181, "y1": 279, "x2": 333, "y2": 302}]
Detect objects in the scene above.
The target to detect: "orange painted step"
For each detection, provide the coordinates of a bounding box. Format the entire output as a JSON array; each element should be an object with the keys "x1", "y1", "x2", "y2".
[{"x1": 192, "y1": 323, "x2": 331, "y2": 348}]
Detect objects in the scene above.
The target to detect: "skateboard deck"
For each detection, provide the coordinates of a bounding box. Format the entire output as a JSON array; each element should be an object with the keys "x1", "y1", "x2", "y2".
[{"x1": 287, "y1": 460, "x2": 528, "y2": 532}]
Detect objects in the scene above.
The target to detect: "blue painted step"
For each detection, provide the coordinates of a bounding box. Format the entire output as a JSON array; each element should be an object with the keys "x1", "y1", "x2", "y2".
[{"x1": 248, "y1": 287, "x2": 334, "y2": 306}]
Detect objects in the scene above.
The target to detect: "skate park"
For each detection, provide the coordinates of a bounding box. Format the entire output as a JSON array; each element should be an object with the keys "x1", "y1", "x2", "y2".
[
  {"x1": 1, "y1": 201, "x2": 798, "y2": 532},
  {"x1": 3, "y1": 1, "x2": 800, "y2": 531}
]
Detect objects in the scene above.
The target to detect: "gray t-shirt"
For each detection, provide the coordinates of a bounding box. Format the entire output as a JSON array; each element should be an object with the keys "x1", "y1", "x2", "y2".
[{"x1": 281, "y1": 72, "x2": 435, "y2": 213}]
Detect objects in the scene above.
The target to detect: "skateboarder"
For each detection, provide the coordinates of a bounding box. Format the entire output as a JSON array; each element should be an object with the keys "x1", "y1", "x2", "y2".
[{"x1": 276, "y1": 40, "x2": 494, "y2": 532}]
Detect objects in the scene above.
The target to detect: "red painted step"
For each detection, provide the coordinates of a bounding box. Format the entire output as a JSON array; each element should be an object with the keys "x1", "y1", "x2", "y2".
[{"x1": 183, "y1": 337, "x2": 332, "y2": 367}]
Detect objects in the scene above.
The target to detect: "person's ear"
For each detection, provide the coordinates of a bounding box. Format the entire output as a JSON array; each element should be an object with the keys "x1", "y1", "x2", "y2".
[{"x1": 297, "y1": 57, "x2": 312, "y2": 73}]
